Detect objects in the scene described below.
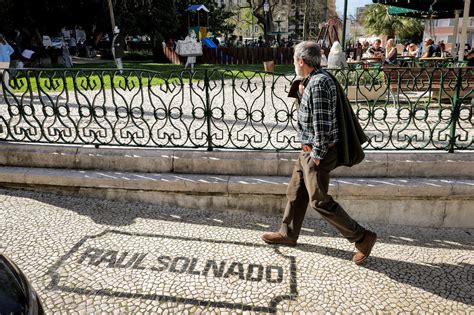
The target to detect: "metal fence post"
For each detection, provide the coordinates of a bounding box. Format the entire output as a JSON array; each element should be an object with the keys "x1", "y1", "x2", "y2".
[
  {"x1": 204, "y1": 69, "x2": 213, "y2": 151},
  {"x1": 448, "y1": 68, "x2": 463, "y2": 153}
]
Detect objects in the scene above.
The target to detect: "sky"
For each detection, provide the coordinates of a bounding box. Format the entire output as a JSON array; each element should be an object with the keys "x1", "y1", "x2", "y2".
[{"x1": 336, "y1": 0, "x2": 372, "y2": 17}]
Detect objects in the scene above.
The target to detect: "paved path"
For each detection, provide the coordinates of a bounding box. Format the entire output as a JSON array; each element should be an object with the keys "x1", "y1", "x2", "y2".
[{"x1": 0, "y1": 188, "x2": 472, "y2": 313}]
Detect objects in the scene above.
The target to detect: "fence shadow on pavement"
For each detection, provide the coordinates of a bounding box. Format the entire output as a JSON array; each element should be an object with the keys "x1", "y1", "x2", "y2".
[
  {"x1": 1, "y1": 187, "x2": 473, "y2": 306},
  {"x1": 1, "y1": 187, "x2": 472, "y2": 251}
]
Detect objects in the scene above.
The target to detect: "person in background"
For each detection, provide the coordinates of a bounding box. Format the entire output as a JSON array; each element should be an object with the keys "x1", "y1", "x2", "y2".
[
  {"x1": 0, "y1": 34, "x2": 15, "y2": 87},
  {"x1": 69, "y1": 35, "x2": 77, "y2": 56},
  {"x1": 327, "y1": 41, "x2": 347, "y2": 69},
  {"x1": 183, "y1": 30, "x2": 198, "y2": 70},
  {"x1": 14, "y1": 30, "x2": 23, "y2": 53},
  {"x1": 422, "y1": 38, "x2": 436, "y2": 58},
  {"x1": 227, "y1": 35, "x2": 236, "y2": 48},
  {"x1": 62, "y1": 40, "x2": 73, "y2": 68},
  {"x1": 235, "y1": 36, "x2": 243, "y2": 48},
  {"x1": 368, "y1": 39, "x2": 385, "y2": 58},
  {"x1": 438, "y1": 41, "x2": 450, "y2": 57},
  {"x1": 384, "y1": 38, "x2": 397, "y2": 64},
  {"x1": 402, "y1": 42, "x2": 409, "y2": 54},
  {"x1": 212, "y1": 36, "x2": 220, "y2": 47},
  {"x1": 320, "y1": 48, "x2": 328, "y2": 67},
  {"x1": 111, "y1": 26, "x2": 126, "y2": 74},
  {"x1": 467, "y1": 50, "x2": 474, "y2": 67},
  {"x1": 362, "y1": 41, "x2": 370, "y2": 53},
  {"x1": 433, "y1": 41, "x2": 442, "y2": 56},
  {"x1": 465, "y1": 43, "x2": 472, "y2": 54},
  {"x1": 407, "y1": 43, "x2": 418, "y2": 57}
]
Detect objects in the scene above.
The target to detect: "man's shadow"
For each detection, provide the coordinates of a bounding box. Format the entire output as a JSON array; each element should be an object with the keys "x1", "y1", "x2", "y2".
[{"x1": 295, "y1": 242, "x2": 473, "y2": 306}]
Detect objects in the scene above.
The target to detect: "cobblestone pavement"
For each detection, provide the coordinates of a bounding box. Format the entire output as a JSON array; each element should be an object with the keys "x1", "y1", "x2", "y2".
[{"x1": 0, "y1": 187, "x2": 473, "y2": 314}]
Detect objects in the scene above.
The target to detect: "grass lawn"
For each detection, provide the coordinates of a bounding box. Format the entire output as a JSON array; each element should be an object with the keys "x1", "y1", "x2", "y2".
[
  {"x1": 70, "y1": 61, "x2": 295, "y2": 75},
  {"x1": 8, "y1": 62, "x2": 295, "y2": 93}
]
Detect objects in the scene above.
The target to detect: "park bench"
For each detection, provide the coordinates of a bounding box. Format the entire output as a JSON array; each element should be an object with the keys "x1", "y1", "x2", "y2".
[{"x1": 382, "y1": 66, "x2": 474, "y2": 101}]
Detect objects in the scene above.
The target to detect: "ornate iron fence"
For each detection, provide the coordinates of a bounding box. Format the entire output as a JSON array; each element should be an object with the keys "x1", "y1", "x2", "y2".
[{"x1": 0, "y1": 67, "x2": 472, "y2": 151}]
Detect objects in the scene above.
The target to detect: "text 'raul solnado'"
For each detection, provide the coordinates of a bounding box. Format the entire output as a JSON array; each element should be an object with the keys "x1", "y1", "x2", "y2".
[{"x1": 77, "y1": 247, "x2": 284, "y2": 283}]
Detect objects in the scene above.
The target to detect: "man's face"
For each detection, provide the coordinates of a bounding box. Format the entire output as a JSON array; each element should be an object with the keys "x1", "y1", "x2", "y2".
[
  {"x1": 294, "y1": 55, "x2": 304, "y2": 77},
  {"x1": 373, "y1": 41, "x2": 380, "y2": 49}
]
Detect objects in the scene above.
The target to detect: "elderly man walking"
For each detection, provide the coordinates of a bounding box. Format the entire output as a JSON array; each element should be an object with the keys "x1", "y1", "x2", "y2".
[{"x1": 261, "y1": 41, "x2": 377, "y2": 265}]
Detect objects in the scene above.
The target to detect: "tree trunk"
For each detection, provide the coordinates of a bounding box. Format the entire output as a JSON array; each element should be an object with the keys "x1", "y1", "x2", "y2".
[
  {"x1": 302, "y1": 0, "x2": 309, "y2": 40},
  {"x1": 107, "y1": 0, "x2": 116, "y2": 33}
]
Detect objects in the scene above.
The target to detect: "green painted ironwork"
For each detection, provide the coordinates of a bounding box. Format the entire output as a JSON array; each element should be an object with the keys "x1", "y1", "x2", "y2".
[{"x1": 0, "y1": 67, "x2": 472, "y2": 151}]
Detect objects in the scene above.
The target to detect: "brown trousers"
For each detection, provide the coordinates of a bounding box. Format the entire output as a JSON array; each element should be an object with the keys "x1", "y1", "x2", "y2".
[{"x1": 279, "y1": 146, "x2": 365, "y2": 243}]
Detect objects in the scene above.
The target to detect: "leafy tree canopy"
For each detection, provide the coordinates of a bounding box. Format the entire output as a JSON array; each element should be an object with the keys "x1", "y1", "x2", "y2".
[
  {"x1": 0, "y1": 0, "x2": 235, "y2": 44},
  {"x1": 362, "y1": 4, "x2": 423, "y2": 43},
  {"x1": 173, "y1": 0, "x2": 235, "y2": 39},
  {"x1": 0, "y1": 0, "x2": 107, "y2": 35}
]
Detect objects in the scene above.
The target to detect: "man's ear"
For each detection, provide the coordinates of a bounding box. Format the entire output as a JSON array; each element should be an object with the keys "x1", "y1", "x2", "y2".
[{"x1": 299, "y1": 59, "x2": 304, "y2": 67}]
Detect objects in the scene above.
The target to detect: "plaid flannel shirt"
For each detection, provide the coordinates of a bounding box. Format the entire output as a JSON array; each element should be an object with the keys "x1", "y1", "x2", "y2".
[{"x1": 297, "y1": 69, "x2": 339, "y2": 160}]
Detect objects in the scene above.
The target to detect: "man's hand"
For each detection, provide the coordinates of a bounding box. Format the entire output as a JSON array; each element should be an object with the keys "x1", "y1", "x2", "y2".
[
  {"x1": 312, "y1": 158, "x2": 320, "y2": 166},
  {"x1": 299, "y1": 84, "x2": 305, "y2": 96}
]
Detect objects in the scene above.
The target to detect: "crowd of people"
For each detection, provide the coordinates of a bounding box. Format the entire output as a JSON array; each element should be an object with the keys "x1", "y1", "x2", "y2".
[
  {"x1": 320, "y1": 37, "x2": 474, "y2": 69},
  {"x1": 0, "y1": 26, "x2": 146, "y2": 73},
  {"x1": 212, "y1": 35, "x2": 295, "y2": 48},
  {"x1": 3, "y1": 26, "x2": 474, "y2": 74},
  {"x1": 0, "y1": 27, "x2": 100, "y2": 72}
]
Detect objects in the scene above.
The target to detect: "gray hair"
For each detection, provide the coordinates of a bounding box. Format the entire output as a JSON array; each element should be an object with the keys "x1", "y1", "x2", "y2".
[{"x1": 294, "y1": 41, "x2": 321, "y2": 68}]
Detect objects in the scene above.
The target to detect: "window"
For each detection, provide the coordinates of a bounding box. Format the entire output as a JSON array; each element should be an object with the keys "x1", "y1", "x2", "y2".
[
  {"x1": 438, "y1": 35, "x2": 448, "y2": 42},
  {"x1": 440, "y1": 19, "x2": 451, "y2": 27}
]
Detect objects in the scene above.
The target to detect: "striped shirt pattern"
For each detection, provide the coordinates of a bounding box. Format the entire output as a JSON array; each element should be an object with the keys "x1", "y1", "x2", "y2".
[{"x1": 297, "y1": 69, "x2": 339, "y2": 160}]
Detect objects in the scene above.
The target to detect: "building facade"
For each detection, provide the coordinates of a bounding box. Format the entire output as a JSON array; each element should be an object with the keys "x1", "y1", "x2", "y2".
[{"x1": 427, "y1": 17, "x2": 474, "y2": 51}]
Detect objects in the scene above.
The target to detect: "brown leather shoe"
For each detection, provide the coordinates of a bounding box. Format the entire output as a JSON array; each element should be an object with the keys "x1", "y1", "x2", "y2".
[
  {"x1": 353, "y1": 230, "x2": 377, "y2": 265},
  {"x1": 261, "y1": 232, "x2": 297, "y2": 247}
]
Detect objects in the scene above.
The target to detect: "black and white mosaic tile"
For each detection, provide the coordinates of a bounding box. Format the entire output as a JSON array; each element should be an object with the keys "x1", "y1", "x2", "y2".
[{"x1": 0, "y1": 188, "x2": 472, "y2": 313}]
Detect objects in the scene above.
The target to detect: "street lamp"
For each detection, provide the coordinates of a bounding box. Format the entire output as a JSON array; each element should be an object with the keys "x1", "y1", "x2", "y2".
[
  {"x1": 252, "y1": 10, "x2": 255, "y2": 43},
  {"x1": 263, "y1": 0, "x2": 270, "y2": 43},
  {"x1": 274, "y1": 14, "x2": 283, "y2": 45},
  {"x1": 342, "y1": 0, "x2": 348, "y2": 50}
]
